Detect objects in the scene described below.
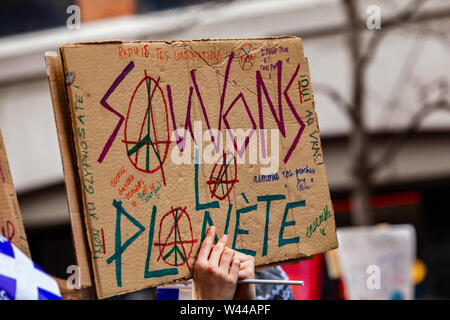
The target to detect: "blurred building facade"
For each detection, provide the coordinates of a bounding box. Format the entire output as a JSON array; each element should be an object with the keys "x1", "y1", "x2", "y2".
[{"x1": 0, "y1": 0, "x2": 449, "y2": 298}]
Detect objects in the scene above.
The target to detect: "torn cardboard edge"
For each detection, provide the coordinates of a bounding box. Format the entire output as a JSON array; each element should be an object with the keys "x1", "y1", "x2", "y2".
[
  {"x1": 0, "y1": 130, "x2": 31, "y2": 258},
  {"x1": 64, "y1": 35, "x2": 300, "y2": 47},
  {"x1": 45, "y1": 52, "x2": 94, "y2": 289},
  {"x1": 255, "y1": 256, "x2": 314, "y2": 272}
]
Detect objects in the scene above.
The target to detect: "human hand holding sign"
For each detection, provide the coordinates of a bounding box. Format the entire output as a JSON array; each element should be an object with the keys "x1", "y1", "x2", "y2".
[
  {"x1": 234, "y1": 251, "x2": 256, "y2": 300},
  {"x1": 193, "y1": 226, "x2": 239, "y2": 300},
  {"x1": 192, "y1": 226, "x2": 256, "y2": 300}
]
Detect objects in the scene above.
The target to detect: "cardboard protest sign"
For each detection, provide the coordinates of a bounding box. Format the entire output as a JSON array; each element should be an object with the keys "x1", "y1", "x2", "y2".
[
  {"x1": 45, "y1": 52, "x2": 93, "y2": 288},
  {"x1": 55, "y1": 37, "x2": 337, "y2": 298},
  {"x1": 0, "y1": 130, "x2": 31, "y2": 257},
  {"x1": 337, "y1": 225, "x2": 416, "y2": 300}
]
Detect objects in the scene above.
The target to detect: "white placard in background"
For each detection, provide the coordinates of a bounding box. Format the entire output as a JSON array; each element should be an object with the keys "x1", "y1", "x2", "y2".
[{"x1": 337, "y1": 224, "x2": 416, "y2": 300}]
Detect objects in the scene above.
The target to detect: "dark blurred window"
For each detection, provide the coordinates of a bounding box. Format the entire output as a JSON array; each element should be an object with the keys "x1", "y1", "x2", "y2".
[
  {"x1": 0, "y1": 0, "x2": 231, "y2": 38},
  {"x1": 138, "y1": 0, "x2": 224, "y2": 12},
  {"x1": 0, "y1": 0, "x2": 73, "y2": 37}
]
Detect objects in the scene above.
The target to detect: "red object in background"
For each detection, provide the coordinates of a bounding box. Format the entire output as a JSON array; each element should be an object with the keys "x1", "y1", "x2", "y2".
[
  {"x1": 332, "y1": 190, "x2": 422, "y2": 213},
  {"x1": 77, "y1": 0, "x2": 136, "y2": 22},
  {"x1": 338, "y1": 278, "x2": 347, "y2": 300},
  {"x1": 281, "y1": 254, "x2": 324, "y2": 300}
]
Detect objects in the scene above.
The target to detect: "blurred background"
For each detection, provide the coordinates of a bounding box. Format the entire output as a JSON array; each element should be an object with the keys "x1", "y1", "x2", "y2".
[{"x1": 0, "y1": 0, "x2": 449, "y2": 299}]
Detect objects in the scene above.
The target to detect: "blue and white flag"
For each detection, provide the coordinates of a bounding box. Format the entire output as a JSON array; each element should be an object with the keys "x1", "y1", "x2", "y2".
[{"x1": 0, "y1": 234, "x2": 61, "y2": 300}]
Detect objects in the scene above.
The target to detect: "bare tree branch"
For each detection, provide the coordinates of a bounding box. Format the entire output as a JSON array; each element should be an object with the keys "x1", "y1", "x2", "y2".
[
  {"x1": 314, "y1": 83, "x2": 356, "y2": 122},
  {"x1": 379, "y1": 32, "x2": 424, "y2": 127},
  {"x1": 342, "y1": 0, "x2": 375, "y2": 225},
  {"x1": 339, "y1": 0, "x2": 438, "y2": 226},
  {"x1": 372, "y1": 73, "x2": 449, "y2": 175},
  {"x1": 359, "y1": 0, "x2": 427, "y2": 70},
  {"x1": 368, "y1": 98, "x2": 450, "y2": 175}
]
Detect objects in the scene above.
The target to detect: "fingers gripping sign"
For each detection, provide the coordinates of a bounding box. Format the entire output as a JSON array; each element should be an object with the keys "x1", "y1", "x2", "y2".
[
  {"x1": 234, "y1": 251, "x2": 256, "y2": 300},
  {"x1": 193, "y1": 226, "x2": 240, "y2": 300}
]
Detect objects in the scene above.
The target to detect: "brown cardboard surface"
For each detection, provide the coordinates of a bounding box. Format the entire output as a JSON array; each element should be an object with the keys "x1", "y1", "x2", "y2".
[
  {"x1": 0, "y1": 130, "x2": 30, "y2": 257},
  {"x1": 45, "y1": 52, "x2": 93, "y2": 288},
  {"x1": 57, "y1": 37, "x2": 337, "y2": 299}
]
